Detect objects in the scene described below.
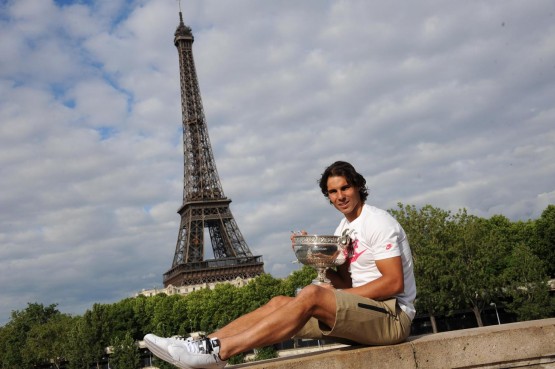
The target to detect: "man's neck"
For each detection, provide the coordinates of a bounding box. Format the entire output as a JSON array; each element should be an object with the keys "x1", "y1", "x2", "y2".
[{"x1": 345, "y1": 203, "x2": 364, "y2": 222}]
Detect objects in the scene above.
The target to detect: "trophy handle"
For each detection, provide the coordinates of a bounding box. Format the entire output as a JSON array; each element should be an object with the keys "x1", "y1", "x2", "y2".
[{"x1": 338, "y1": 229, "x2": 354, "y2": 258}]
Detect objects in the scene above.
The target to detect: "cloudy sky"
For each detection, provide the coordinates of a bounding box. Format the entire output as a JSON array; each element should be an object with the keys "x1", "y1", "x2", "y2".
[{"x1": 1, "y1": 0, "x2": 554, "y2": 324}]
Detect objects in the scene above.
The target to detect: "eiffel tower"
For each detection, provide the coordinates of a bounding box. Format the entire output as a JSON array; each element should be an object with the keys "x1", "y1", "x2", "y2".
[{"x1": 163, "y1": 12, "x2": 264, "y2": 287}]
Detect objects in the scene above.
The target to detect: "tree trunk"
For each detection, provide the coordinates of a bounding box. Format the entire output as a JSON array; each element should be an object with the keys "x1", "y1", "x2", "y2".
[
  {"x1": 429, "y1": 313, "x2": 438, "y2": 333},
  {"x1": 472, "y1": 305, "x2": 484, "y2": 327}
]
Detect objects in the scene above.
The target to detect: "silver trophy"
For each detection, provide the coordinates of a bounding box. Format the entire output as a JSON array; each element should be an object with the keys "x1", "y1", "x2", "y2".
[{"x1": 292, "y1": 232, "x2": 352, "y2": 285}]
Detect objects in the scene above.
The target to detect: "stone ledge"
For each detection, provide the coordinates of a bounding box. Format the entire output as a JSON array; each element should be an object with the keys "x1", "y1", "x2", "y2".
[{"x1": 235, "y1": 318, "x2": 555, "y2": 369}]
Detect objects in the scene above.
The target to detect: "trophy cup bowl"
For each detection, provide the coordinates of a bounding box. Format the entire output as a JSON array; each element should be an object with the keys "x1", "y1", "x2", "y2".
[{"x1": 292, "y1": 234, "x2": 347, "y2": 285}]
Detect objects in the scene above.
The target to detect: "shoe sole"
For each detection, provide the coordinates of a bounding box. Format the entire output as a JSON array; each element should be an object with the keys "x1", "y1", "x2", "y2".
[
  {"x1": 144, "y1": 337, "x2": 194, "y2": 369},
  {"x1": 168, "y1": 349, "x2": 226, "y2": 369}
]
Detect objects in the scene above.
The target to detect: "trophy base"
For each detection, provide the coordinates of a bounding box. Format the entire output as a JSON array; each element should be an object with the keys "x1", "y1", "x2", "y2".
[{"x1": 312, "y1": 277, "x2": 331, "y2": 285}]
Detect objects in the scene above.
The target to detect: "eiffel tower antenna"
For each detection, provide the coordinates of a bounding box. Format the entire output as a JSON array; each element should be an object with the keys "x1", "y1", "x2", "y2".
[{"x1": 164, "y1": 11, "x2": 264, "y2": 287}]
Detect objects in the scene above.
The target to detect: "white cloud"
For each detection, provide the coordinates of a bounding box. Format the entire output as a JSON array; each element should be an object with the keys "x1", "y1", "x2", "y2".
[{"x1": 0, "y1": 0, "x2": 554, "y2": 323}]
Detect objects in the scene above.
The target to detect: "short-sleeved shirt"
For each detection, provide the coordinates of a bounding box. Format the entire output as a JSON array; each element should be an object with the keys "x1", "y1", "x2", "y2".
[{"x1": 334, "y1": 204, "x2": 416, "y2": 319}]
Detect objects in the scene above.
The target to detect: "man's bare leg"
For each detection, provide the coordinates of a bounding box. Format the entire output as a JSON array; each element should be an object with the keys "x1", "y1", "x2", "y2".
[
  {"x1": 209, "y1": 295, "x2": 293, "y2": 339},
  {"x1": 216, "y1": 285, "x2": 337, "y2": 360}
]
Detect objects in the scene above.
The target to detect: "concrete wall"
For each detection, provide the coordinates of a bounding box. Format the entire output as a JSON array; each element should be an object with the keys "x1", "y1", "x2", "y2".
[{"x1": 236, "y1": 318, "x2": 555, "y2": 369}]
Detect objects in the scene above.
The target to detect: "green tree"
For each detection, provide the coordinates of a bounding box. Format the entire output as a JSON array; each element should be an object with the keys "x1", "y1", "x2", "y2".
[
  {"x1": 535, "y1": 205, "x2": 555, "y2": 277},
  {"x1": 108, "y1": 298, "x2": 140, "y2": 340},
  {"x1": 22, "y1": 313, "x2": 75, "y2": 369},
  {"x1": 0, "y1": 302, "x2": 60, "y2": 369},
  {"x1": 390, "y1": 203, "x2": 455, "y2": 332},
  {"x1": 227, "y1": 353, "x2": 246, "y2": 365},
  {"x1": 65, "y1": 316, "x2": 97, "y2": 369},
  {"x1": 184, "y1": 288, "x2": 215, "y2": 333},
  {"x1": 132, "y1": 295, "x2": 157, "y2": 338},
  {"x1": 110, "y1": 331, "x2": 141, "y2": 369},
  {"x1": 172, "y1": 296, "x2": 191, "y2": 335},
  {"x1": 241, "y1": 274, "x2": 284, "y2": 312},
  {"x1": 502, "y1": 242, "x2": 554, "y2": 320},
  {"x1": 0, "y1": 321, "x2": 24, "y2": 368},
  {"x1": 283, "y1": 265, "x2": 317, "y2": 296},
  {"x1": 253, "y1": 345, "x2": 278, "y2": 361},
  {"x1": 82, "y1": 304, "x2": 112, "y2": 368},
  {"x1": 448, "y1": 210, "x2": 507, "y2": 326},
  {"x1": 208, "y1": 283, "x2": 244, "y2": 330},
  {"x1": 151, "y1": 294, "x2": 182, "y2": 336}
]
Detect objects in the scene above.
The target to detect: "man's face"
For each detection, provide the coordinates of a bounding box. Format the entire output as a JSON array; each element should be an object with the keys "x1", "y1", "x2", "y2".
[{"x1": 326, "y1": 175, "x2": 363, "y2": 222}]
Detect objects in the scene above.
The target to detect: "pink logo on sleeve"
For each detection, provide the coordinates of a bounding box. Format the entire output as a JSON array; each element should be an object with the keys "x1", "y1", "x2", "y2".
[{"x1": 385, "y1": 243, "x2": 393, "y2": 250}]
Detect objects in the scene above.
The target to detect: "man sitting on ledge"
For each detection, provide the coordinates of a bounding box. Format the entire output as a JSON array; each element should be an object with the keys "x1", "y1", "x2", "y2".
[{"x1": 144, "y1": 161, "x2": 417, "y2": 369}]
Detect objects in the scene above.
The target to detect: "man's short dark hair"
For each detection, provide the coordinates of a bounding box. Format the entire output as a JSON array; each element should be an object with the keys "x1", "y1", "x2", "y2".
[{"x1": 319, "y1": 161, "x2": 369, "y2": 202}]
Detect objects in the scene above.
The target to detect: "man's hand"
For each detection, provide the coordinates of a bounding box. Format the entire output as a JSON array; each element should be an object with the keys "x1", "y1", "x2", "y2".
[
  {"x1": 290, "y1": 230, "x2": 308, "y2": 248},
  {"x1": 325, "y1": 267, "x2": 352, "y2": 290}
]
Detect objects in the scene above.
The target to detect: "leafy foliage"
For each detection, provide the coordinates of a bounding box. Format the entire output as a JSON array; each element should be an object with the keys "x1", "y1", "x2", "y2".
[
  {"x1": 502, "y1": 243, "x2": 554, "y2": 320},
  {"x1": 390, "y1": 204, "x2": 455, "y2": 317},
  {"x1": 0, "y1": 303, "x2": 61, "y2": 369},
  {"x1": 535, "y1": 205, "x2": 555, "y2": 277},
  {"x1": 227, "y1": 352, "x2": 246, "y2": 365},
  {"x1": 110, "y1": 332, "x2": 141, "y2": 369},
  {"x1": 22, "y1": 313, "x2": 75, "y2": 369},
  {"x1": 391, "y1": 204, "x2": 554, "y2": 327},
  {"x1": 253, "y1": 345, "x2": 279, "y2": 361}
]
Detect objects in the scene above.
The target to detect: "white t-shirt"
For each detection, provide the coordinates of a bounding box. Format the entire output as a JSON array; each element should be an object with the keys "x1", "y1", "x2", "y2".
[{"x1": 334, "y1": 204, "x2": 417, "y2": 320}]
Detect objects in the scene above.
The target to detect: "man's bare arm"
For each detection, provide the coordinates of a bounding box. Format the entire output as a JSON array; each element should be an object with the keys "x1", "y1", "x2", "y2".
[{"x1": 333, "y1": 256, "x2": 404, "y2": 300}]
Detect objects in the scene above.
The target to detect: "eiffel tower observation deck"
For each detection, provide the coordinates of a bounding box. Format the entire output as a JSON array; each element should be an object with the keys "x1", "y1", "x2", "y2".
[{"x1": 163, "y1": 12, "x2": 264, "y2": 287}]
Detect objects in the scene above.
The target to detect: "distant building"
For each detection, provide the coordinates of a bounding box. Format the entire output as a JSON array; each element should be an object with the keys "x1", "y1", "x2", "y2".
[{"x1": 135, "y1": 276, "x2": 254, "y2": 298}]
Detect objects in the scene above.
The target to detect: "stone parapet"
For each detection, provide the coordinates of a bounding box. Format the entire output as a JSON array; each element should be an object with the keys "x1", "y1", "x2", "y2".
[{"x1": 235, "y1": 318, "x2": 555, "y2": 369}]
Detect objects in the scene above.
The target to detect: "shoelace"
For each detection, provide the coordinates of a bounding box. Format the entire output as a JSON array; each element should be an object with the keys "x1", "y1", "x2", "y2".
[
  {"x1": 172, "y1": 334, "x2": 211, "y2": 346},
  {"x1": 169, "y1": 335, "x2": 219, "y2": 356},
  {"x1": 182, "y1": 337, "x2": 211, "y2": 354}
]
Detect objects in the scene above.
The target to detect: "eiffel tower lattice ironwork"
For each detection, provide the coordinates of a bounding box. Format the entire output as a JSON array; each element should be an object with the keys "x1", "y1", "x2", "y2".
[{"x1": 164, "y1": 13, "x2": 264, "y2": 287}]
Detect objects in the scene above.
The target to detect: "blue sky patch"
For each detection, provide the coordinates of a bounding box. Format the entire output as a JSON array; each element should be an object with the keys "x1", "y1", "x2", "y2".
[{"x1": 96, "y1": 126, "x2": 117, "y2": 140}]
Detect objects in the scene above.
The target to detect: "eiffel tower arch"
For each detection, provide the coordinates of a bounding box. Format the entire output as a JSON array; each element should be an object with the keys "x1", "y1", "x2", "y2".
[{"x1": 163, "y1": 13, "x2": 264, "y2": 287}]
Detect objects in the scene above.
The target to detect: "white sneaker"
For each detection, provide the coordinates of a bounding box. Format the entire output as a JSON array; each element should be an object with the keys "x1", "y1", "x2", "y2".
[
  {"x1": 168, "y1": 337, "x2": 227, "y2": 369},
  {"x1": 144, "y1": 334, "x2": 199, "y2": 367}
]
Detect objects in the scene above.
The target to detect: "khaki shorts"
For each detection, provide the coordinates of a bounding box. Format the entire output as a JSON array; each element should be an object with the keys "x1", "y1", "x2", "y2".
[{"x1": 293, "y1": 290, "x2": 412, "y2": 345}]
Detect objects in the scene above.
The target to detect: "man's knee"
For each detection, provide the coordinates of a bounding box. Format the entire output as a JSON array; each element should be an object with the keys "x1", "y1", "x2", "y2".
[
  {"x1": 296, "y1": 284, "x2": 330, "y2": 303},
  {"x1": 296, "y1": 285, "x2": 337, "y2": 321}
]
